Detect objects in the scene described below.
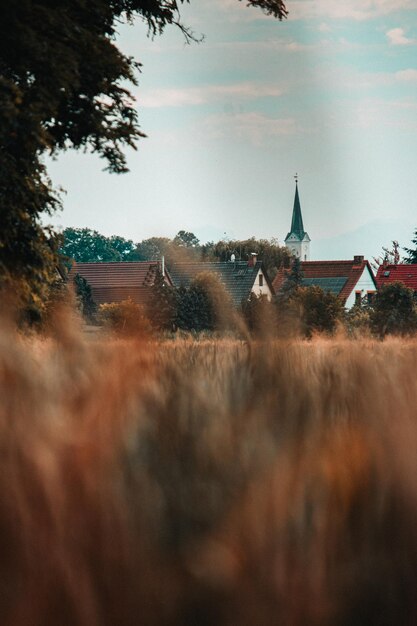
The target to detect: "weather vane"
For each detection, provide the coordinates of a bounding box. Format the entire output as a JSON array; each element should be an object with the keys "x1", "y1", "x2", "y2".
[{"x1": 294, "y1": 173, "x2": 298, "y2": 184}]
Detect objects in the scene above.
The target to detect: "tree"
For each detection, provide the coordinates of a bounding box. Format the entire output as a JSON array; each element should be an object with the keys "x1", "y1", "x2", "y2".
[
  {"x1": 201, "y1": 237, "x2": 290, "y2": 279},
  {"x1": 370, "y1": 282, "x2": 417, "y2": 338},
  {"x1": 404, "y1": 230, "x2": 417, "y2": 264},
  {"x1": 173, "y1": 231, "x2": 200, "y2": 249},
  {"x1": 277, "y1": 257, "x2": 304, "y2": 303},
  {"x1": 135, "y1": 237, "x2": 174, "y2": 262},
  {"x1": 98, "y1": 298, "x2": 151, "y2": 336},
  {"x1": 147, "y1": 269, "x2": 177, "y2": 331},
  {"x1": 175, "y1": 272, "x2": 234, "y2": 332},
  {"x1": 242, "y1": 293, "x2": 276, "y2": 337},
  {"x1": 60, "y1": 228, "x2": 139, "y2": 264},
  {"x1": 74, "y1": 274, "x2": 97, "y2": 323},
  {"x1": 0, "y1": 0, "x2": 286, "y2": 318},
  {"x1": 295, "y1": 286, "x2": 344, "y2": 338}
]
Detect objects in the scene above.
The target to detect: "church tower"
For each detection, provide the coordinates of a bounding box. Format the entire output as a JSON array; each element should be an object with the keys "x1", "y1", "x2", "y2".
[{"x1": 284, "y1": 176, "x2": 311, "y2": 261}]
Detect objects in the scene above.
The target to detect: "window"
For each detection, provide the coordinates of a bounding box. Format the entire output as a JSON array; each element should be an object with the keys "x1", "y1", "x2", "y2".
[
  {"x1": 259, "y1": 274, "x2": 263, "y2": 287},
  {"x1": 367, "y1": 291, "x2": 375, "y2": 305},
  {"x1": 355, "y1": 291, "x2": 362, "y2": 305}
]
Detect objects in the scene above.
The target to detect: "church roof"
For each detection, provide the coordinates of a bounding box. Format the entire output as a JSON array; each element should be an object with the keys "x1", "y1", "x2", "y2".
[{"x1": 285, "y1": 182, "x2": 308, "y2": 242}]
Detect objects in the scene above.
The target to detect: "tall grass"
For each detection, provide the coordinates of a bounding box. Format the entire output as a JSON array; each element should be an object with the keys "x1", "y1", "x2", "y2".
[{"x1": 1, "y1": 314, "x2": 417, "y2": 624}]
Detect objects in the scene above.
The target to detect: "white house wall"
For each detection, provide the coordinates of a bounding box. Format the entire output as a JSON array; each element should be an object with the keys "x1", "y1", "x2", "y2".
[
  {"x1": 251, "y1": 268, "x2": 273, "y2": 300},
  {"x1": 345, "y1": 266, "x2": 376, "y2": 308}
]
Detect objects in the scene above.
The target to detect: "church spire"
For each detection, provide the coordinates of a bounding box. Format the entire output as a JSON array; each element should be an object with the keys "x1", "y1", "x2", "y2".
[
  {"x1": 289, "y1": 178, "x2": 305, "y2": 239},
  {"x1": 284, "y1": 175, "x2": 311, "y2": 261}
]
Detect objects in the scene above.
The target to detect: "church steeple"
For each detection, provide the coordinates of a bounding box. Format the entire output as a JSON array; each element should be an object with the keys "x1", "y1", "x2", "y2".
[
  {"x1": 284, "y1": 175, "x2": 311, "y2": 261},
  {"x1": 289, "y1": 180, "x2": 305, "y2": 239}
]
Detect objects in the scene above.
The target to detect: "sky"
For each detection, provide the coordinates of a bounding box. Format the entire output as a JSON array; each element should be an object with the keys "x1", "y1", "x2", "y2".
[{"x1": 47, "y1": 0, "x2": 417, "y2": 262}]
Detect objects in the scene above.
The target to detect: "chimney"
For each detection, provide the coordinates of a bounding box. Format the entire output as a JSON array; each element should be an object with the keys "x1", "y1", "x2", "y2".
[
  {"x1": 161, "y1": 255, "x2": 165, "y2": 277},
  {"x1": 248, "y1": 252, "x2": 258, "y2": 267},
  {"x1": 353, "y1": 255, "x2": 364, "y2": 265}
]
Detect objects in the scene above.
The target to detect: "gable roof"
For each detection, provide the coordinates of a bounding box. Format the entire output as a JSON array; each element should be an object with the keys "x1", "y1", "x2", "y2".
[
  {"x1": 68, "y1": 261, "x2": 171, "y2": 306},
  {"x1": 273, "y1": 257, "x2": 376, "y2": 303},
  {"x1": 169, "y1": 260, "x2": 273, "y2": 307},
  {"x1": 375, "y1": 263, "x2": 417, "y2": 291}
]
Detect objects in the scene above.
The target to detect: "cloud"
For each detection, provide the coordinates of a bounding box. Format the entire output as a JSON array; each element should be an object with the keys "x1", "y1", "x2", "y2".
[
  {"x1": 201, "y1": 111, "x2": 302, "y2": 145},
  {"x1": 138, "y1": 82, "x2": 285, "y2": 108},
  {"x1": 318, "y1": 22, "x2": 332, "y2": 32},
  {"x1": 396, "y1": 68, "x2": 417, "y2": 81},
  {"x1": 289, "y1": 0, "x2": 416, "y2": 21},
  {"x1": 386, "y1": 27, "x2": 416, "y2": 45}
]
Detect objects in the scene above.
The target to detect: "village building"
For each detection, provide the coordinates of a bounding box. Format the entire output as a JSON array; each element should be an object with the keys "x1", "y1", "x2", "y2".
[
  {"x1": 169, "y1": 254, "x2": 274, "y2": 307},
  {"x1": 375, "y1": 263, "x2": 417, "y2": 292},
  {"x1": 284, "y1": 177, "x2": 311, "y2": 262},
  {"x1": 68, "y1": 261, "x2": 172, "y2": 306},
  {"x1": 274, "y1": 256, "x2": 377, "y2": 308}
]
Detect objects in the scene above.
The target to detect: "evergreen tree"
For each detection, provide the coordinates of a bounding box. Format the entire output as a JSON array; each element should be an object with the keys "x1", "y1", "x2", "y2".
[
  {"x1": 74, "y1": 274, "x2": 97, "y2": 323},
  {"x1": 147, "y1": 269, "x2": 177, "y2": 331},
  {"x1": 404, "y1": 229, "x2": 417, "y2": 264},
  {"x1": 277, "y1": 257, "x2": 304, "y2": 303}
]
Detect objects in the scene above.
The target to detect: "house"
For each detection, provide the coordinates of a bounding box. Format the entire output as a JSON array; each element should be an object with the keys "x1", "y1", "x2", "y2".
[
  {"x1": 375, "y1": 263, "x2": 417, "y2": 292},
  {"x1": 273, "y1": 256, "x2": 377, "y2": 308},
  {"x1": 168, "y1": 254, "x2": 274, "y2": 307},
  {"x1": 68, "y1": 261, "x2": 172, "y2": 306},
  {"x1": 285, "y1": 177, "x2": 311, "y2": 262}
]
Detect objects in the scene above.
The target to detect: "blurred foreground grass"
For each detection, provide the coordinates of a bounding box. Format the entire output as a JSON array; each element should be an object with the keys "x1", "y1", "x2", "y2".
[{"x1": 1, "y1": 321, "x2": 417, "y2": 625}]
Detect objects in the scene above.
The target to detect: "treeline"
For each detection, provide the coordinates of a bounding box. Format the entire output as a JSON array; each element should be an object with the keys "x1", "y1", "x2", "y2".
[{"x1": 59, "y1": 227, "x2": 291, "y2": 279}]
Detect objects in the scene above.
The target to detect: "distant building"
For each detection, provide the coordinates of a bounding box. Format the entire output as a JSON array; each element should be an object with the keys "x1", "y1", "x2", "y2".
[
  {"x1": 285, "y1": 178, "x2": 311, "y2": 261},
  {"x1": 375, "y1": 263, "x2": 417, "y2": 292},
  {"x1": 68, "y1": 261, "x2": 172, "y2": 306},
  {"x1": 273, "y1": 256, "x2": 377, "y2": 308},
  {"x1": 169, "y1": 255, "x2": 274, "y2": 307}
]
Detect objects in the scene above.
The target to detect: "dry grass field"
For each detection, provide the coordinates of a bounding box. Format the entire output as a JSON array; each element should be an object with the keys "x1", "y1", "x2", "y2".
[{"x1": 1, "y1": 313, "x2": 417, "y2": 625}]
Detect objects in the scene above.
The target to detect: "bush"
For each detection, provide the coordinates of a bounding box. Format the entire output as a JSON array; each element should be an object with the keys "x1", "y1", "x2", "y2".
[
  {"x1": 295, "y1": 285, "x2": 344, "y2": 338},
  {"x1": 242, "y1": 293, "x2": 276, "y2": 337},
  {"x1": 370, "y1": 281, "x2": 417, "y2": 338},
  {"x1": 98, "y1": 298, "x2": 151, "y2": 336},
  {"x1": 176, "y1": 272, "x2": 235, "y2": 333}
]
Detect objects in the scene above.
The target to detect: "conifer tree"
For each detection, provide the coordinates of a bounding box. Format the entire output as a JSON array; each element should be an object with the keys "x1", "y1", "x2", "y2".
[{"x1": 404, "y1": 230, "x2": 417, "y2": 264}]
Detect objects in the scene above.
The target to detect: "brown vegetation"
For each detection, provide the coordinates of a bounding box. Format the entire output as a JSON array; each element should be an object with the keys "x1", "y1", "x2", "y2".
[{"x1": 1, "y1": 313, "x2": 417, "y2": 625}]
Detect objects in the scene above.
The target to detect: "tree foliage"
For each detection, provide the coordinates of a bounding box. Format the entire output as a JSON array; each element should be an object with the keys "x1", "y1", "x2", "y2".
[
  {"x1": 242, "y1": 293, "x2": 276, "y2": 337},
  {"x1": 201, "y1": 238, "x2": 290, "y2": 279},
  {"x1": 404, "y1": 229, "x2": 417, "y2": 264},
  {"x1": 173, "y1": 230, "x2": 200, "y2": 249},
  {"x1": 147, "y1": 268, "x2": 177, "y2": 331},
  {"x1": 60, "y1": 228, "x2": 139, "y2": 263},
  {"x1": 175, "y1": 272, "x2": 234, "y2": 332},
  {"x1": 74, "y1": 274, "x2": 97, "y2": 323},
  {"x1": 370, "y1": 282, "x2": 417, "y2": 338},
  {"x1": 98, "y1": 298, "x2": 151, "y2": 335},
  {"x1": 0, "y1": 0, "x2": 286, "y2": 320},
  {"x1": 277, "y1": 257, "x2": 303, "y2": 303},
  {"x1": 295, "y1": 286, "x2": 344, "y2": 338}
]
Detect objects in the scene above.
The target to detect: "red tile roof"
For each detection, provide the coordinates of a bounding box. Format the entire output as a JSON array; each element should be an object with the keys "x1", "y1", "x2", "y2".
[
  {"x1": 68, "y1": 262, "x2": 169, "y2": 306},
  {"x1": 375, "y1": 264, "x2": 417, "y2": 291},
  {"x1": 273, "y1": 257, "x2": 376, "y2": 303}
]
